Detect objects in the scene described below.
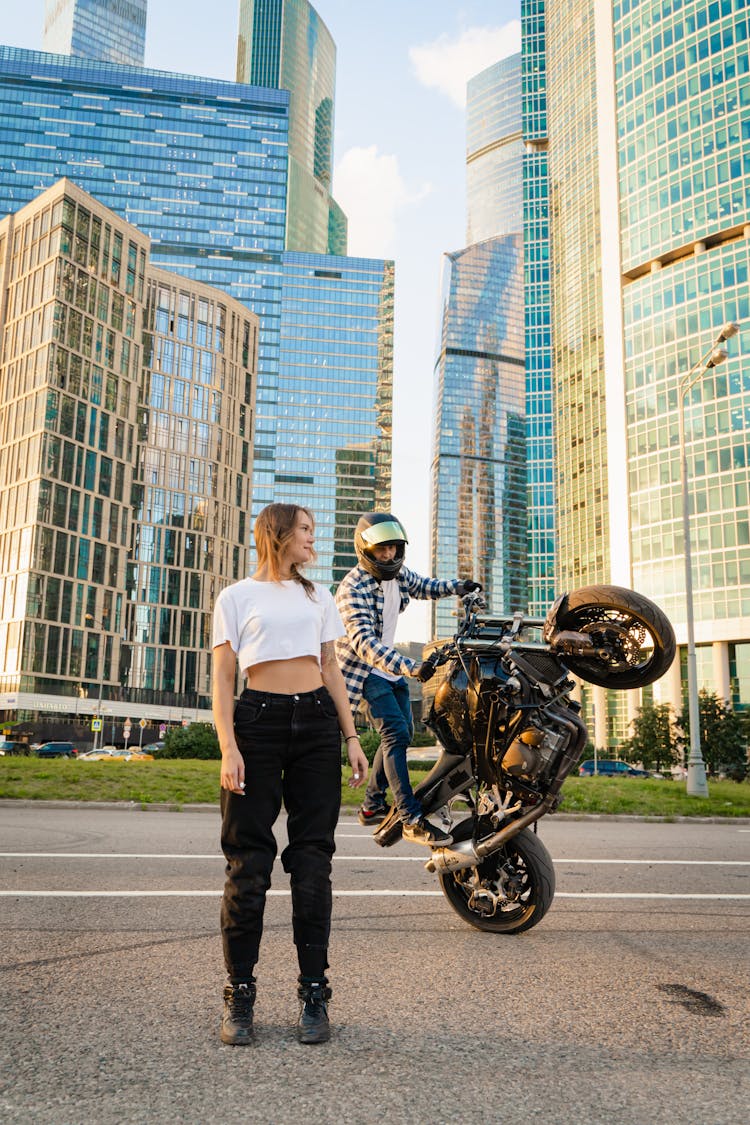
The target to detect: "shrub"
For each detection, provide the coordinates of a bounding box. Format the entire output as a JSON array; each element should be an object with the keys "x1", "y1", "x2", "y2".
[{"x1": 411, "y1": 729, "x2": 438, "y2": 747}]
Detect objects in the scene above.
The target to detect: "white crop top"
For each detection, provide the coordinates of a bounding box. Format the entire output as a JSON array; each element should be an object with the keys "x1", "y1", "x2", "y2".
[{"x1": 212, "y1": 577, "x2": 344, "y2": 673}]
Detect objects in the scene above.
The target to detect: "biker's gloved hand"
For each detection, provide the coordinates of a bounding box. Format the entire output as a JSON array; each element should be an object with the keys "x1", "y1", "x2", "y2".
[
  {"x1": 414, "y1": 659, "x2": 437, "y2": 683},
  {"x1": 457, "y1": 579, "x2": 482, "y2": 595}
]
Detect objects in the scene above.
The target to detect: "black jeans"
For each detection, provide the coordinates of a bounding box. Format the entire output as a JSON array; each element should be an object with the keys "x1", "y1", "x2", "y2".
[{"x1": 220, "y1": 686, "x2": 341, "y2": 982}]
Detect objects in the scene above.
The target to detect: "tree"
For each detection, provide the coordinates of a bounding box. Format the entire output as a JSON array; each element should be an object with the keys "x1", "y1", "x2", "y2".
[
  {"x1": 161, "y1": 723, "x2": 220, "y2": 760},
  {"x1": 620, "y1": 703, "x2": 680, "y2": 772},
  {"x1": 679, "y1": 690, "x2": 748, "y2": 780}
]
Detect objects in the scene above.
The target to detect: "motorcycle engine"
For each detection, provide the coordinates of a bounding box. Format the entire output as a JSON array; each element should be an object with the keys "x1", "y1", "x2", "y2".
[
  {"x1": 500, "y1": 725, "x2": 563, "y2": 782},
  {"x1": 501, "y1": 727, "x2": 544, "y2": 778}
]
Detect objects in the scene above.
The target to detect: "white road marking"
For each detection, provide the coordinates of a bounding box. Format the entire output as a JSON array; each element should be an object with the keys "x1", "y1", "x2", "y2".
[
  {"x1": 1, "y1": 890, "x2": 750, "y2": 900},
  {"x1": 0, "y1": 853, "x2": 748, "y2": 866}
]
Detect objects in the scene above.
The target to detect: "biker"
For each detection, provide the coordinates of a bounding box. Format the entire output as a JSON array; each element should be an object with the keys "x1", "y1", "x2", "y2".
[{"x1": 335, "y1": 512, "x2": 480, "y2": 845}]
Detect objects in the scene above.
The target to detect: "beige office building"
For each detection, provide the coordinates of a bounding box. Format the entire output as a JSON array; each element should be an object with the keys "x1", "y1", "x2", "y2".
[{"x1": 0, "y1": 180, "x2": 256, "y2": 744}]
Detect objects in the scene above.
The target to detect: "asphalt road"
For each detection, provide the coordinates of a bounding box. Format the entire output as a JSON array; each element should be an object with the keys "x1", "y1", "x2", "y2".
[{"x1": 1, "y1": 804, "x2": 748, "y2": 1125}]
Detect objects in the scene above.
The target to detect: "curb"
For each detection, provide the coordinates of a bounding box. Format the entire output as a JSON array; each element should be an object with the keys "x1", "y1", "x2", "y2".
[{"x1": 1, "y1": 798, "x2": 748, "y2": 824}]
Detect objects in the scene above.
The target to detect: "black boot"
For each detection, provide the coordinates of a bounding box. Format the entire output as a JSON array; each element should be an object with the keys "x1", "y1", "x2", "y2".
[
  {"x1": 221, "y1": 980, "x2": 256, "y2": 1045},
  {"x1": 296, "y1": 977, "x2": 332, "y2": 1044}
]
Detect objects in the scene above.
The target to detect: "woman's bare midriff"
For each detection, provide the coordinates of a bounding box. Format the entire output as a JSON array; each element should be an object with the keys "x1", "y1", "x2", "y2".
[{"x1": 243, "y1": 655, "x2": 323, "y2": 695}]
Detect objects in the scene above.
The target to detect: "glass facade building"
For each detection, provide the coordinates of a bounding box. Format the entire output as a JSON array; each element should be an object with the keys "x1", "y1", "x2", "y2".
[
  {"x1": 277, "y1": 253, "x2": 394, "y2": 585},
  {"x1": 466, "y1": 56, "x2": 524, "y2": 243},
  {"x1": 43, "y1": 0, "x2": 148, "y2": 66},
  {"x1": 430, "y1": 238, "x2": 527, "y2": 640},
  {"x1": 0, "y1": 44, "x2": 393, "y2": 588},
  {"x1": 0, "y1": 46, "x2": 289, "y2": 529},
  {"x1": 0, "y1": 180, "x2": 255, "y2": 735},
  {"x1": 521, "y1": 0, "x2": 555, "y2": 615},
  {"x1": 520, "y1": 0, "x2": 750, "y2": 740},
  {"x1": 236, "y1": 0, "x2": 347, "y2": 255},
  {"x1": 544, "y1": 0, "x2": 610, "y2": 594},
  {"x1": 430, "y1": 57, "x2": 527, "y2": 640},
  {"x1": 610, "y1": 0, "x2": 750, "y2": 716}
]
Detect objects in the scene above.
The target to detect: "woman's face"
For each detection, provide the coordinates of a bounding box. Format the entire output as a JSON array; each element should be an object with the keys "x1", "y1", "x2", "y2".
[{"x1": 282, "y1": 509, "x2": 315, "y2": 569}]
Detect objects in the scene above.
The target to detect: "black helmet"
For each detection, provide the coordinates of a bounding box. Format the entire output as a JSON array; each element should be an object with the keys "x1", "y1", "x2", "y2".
[{"x1": 354, "y1": 512, "x2": 408, "y2": 581}]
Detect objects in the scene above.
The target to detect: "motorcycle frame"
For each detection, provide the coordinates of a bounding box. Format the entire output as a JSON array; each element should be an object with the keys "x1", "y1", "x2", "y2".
[{"x1": 409, "y1": 612, "x2": 588, "y2": 865}]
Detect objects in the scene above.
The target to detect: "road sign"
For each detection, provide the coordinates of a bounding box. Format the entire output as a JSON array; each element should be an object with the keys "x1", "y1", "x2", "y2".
[
  {"x1": 139, "y1": 718, "x2": 147, "y2": 729},
  {"x1": 159, "y1": 724, "x2": 166, "y2": 736},
  {"x1": 123, "y1": 724, "x2": 132, "y2": 736},
  {"x1": 91, "y1": 718, "x2": 103, "y2": 732}
]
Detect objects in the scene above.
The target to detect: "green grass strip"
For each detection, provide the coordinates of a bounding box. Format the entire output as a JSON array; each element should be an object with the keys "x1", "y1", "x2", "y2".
[{"x1": 1, "y1": 760, "x2": 749, "y2": 817}]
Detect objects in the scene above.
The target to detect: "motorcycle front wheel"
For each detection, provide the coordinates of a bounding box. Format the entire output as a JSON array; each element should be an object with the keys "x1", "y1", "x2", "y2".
[
  {"x1": 438, "y1": 827, "x2": 555, "y2": 934},
  {"x1": 553, "y1": 584, "x2": 675, "y2": 689}
]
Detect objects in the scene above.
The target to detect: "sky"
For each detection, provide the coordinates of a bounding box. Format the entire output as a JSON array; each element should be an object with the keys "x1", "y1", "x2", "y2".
[{"x1": 1, "y1": 0, "x2": 521, "y2": 639}]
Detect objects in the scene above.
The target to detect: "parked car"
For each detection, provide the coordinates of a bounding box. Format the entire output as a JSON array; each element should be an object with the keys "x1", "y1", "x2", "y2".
[
  {"x1": 78, "y1": 746, "x2": 153, "y2": 762},
  {"x1": 35, "y1": 741, "x2": 77, "y2": 758},
  {"x1": 143, "y1": 740, "x2": 166, "y2": 755},
  {"x1": 578, "y1": 758, "x2": 650, "y2": 778},
  {"x1": 0, "y1": 740, "x2": 31, "y2": 756}
]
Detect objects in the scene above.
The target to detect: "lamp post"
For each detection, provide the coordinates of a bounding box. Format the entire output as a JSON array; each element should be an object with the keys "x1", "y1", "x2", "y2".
[
  {"x1": 84, "y1": 613, "x2": 104, "y2": 752},
  {"x1": 677, "y1": 321, "x2": 739, "y2": 798}
]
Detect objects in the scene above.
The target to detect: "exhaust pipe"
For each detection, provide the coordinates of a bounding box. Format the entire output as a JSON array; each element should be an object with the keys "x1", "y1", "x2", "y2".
[
  {"x1": 425, "y1": 839, "x2": 479, "y2": 874},
  {"x1": 425, "y1": 796, "x2": 555, "y2": 873}
]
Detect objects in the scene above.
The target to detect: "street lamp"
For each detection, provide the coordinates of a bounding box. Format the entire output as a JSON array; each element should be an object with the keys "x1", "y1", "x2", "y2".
[
  {"x1": 84, "y1": 613, "x2": 104, "y2": 751},
  {"x1": 678, "y1": 321, "x2": 739, "y2": 798}
]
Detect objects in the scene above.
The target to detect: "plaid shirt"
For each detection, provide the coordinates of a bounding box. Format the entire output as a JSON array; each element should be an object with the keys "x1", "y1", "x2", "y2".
[{"x1": 334, "y1": 564, "x2": 462, "y2": 710}]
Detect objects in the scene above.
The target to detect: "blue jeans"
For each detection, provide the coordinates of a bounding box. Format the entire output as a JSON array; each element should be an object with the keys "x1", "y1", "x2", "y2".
[{"x1": 361, "y1": 673, "x2": 420, "y2": 823}]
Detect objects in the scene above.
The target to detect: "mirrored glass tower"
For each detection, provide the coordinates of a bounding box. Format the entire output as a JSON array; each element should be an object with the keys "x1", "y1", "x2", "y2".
[
  {"x1": 43, "y1": 0, "x2": 147, "y2": 66},
  {"x1": 237, "y1": 0, "x2": 347, "y2": 255},
  {"x1": 521, "y1": 0, "x2": 750, "y2": 743},
  {"x1": 430, "y1": 55, "x2": 526, "y2": 640}
]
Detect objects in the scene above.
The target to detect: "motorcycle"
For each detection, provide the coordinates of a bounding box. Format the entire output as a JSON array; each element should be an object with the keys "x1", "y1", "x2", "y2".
[{"x1": 373, "y1": 585, "x2": 676, "y2": 934}]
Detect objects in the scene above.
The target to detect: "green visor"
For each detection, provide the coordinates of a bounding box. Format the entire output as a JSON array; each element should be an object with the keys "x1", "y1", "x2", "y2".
[{"x1": 360, "y1": 520, "x2": 408, "y2": 546}]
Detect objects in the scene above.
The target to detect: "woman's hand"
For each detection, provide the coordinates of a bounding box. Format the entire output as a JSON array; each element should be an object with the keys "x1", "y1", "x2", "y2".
[
  {"x1": 346, "y1": 738, "x2": 368, "y2": 788},
  {"x1": 220, "y1": 745, "x2": 246, "y2": 795}
]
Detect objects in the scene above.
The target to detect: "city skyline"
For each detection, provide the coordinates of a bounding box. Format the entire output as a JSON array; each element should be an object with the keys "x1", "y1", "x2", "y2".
[{"x1": 1, "y1": 0, "x2": 523, "y2": 640}]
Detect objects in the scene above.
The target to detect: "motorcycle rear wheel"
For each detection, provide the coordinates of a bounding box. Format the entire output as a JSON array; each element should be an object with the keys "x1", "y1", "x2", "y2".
[
  {"x1": 438, "y1": 827, "x2": 555, "y2": 934},
  {"x1": 554, "y1": 584, "x2": 675, "y2": 689}
]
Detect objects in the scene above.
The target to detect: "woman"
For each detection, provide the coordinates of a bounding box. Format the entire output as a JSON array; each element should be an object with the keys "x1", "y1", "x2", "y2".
[{"x1": 212, "y1": 503, "x2": 368, "y2": 1046}]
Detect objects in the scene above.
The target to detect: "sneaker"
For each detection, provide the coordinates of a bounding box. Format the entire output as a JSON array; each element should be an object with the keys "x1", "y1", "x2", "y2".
[
  {"x1": 220, "y1": 981, "x2": 256, "y2": 1045},
  {"x1": 402, "y1": 817, "x2": 453, "y2": 847},
  {"x1": 357, "y1": 804, "x2": 390, "y2": 826},
  {"x1": 297, "y1": 978, "x2": 332, "y2": 1045}
]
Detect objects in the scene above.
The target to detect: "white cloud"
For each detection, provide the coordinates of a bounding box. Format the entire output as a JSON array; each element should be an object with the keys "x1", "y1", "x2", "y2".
[
  {"x1": 333, "y1": 145, "x2": 432, "y2": 258},
  {"x1": 409, "y1": 22, "x2": 522, "y2": 108}
]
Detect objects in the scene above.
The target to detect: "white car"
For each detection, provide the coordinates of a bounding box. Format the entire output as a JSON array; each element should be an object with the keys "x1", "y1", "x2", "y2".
[{"x1": 77, "y1": 745, "x2": 119, "y2": 760}]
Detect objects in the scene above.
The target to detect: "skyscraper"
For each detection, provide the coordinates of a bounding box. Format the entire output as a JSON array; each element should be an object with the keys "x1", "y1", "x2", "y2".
[
  {"x1": 236, "y1": 0, "x2": 347, "y2": 255},
  {"x1": 0, "y1": 179, "x2": 255, "y2": 732},
  {"x1": 521, "y1": 1, "x2": 750, "y2": 742},
  {"x1": 277, "y1": 252, "x2": 393, "y2": 585},
  {"x1": 605, "y1": 0, "x2": 750, "y2": 718},
  {"x1": 43, "y1": 0, "x2": 147, "y2": 66},
  {"x1": 430, "y1": 56, "x2": 526, "y2": 640},
  {"x1": 0, "y1": 37, "x2": 393, "y2": 585},
  {"x1": 430, "y1": 239, "x2": 526, "y2": 640},
  {"x1": 466, "y1": 56, "x2": 524, "y2": 243},
  {"x1": 0, "y1": 45, "x2": 289, "y2": 534},
  {"x1": 521, "y1": 0, "x2": 555, "y2": 616}
]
